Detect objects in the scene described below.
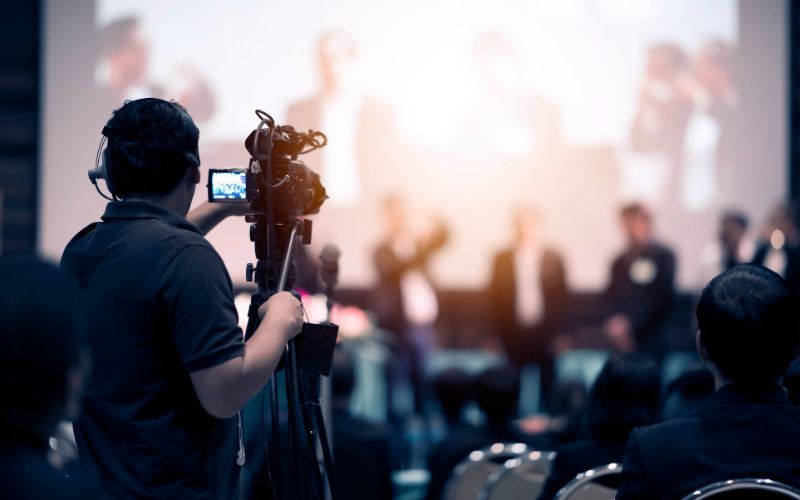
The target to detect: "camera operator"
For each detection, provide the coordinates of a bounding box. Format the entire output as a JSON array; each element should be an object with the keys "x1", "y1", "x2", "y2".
[{"x1": 60, "y1": 98, "x2": 303, "y2": 499}]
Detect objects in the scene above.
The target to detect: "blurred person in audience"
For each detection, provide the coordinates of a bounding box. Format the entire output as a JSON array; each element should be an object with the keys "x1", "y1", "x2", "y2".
[
  {"x1": 432, "y1": 367, "x2": 473, "y2": 429},
  {"x1": 374, "y1": 194, "x2": 448, "y2": 415},
  {"x1": 425, "y1": 368, "x2": 483, "y2": 500},
  {"x1": 331, "y1": 347, "x2": 394, "y2": 500},
  {"x1": 602, "y1": 203, "x2": 675, "y2": 357},
  {"x1": 617, "y1": 265, "x2": 800, "y2": 499},
  {"x1": 0, "y1": 257, "x2": 88, "y2": 499},
  {"x1": 752, "y1": 202, "x2": 800, "y2": 288},
  {"x1": 489, "y1": 206, "x2": 568, "y2": 410},
  {"x1": 698, "y1": 210, "x2": 755, "y2": 285},
  {"x1": 538, "y1": 353, "x2": 661, "y2": 500}
]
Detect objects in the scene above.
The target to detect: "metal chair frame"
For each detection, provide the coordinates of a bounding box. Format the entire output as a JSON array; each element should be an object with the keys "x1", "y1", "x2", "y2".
[
  {"x1": 442, "y1": 442, "x2": 534, "y2": 500},
  {"x1": 478, "y1": 449, "x2": 556, "y2": 500},
  {"x1": 680, "y1": 478, "x2": 800, "y2": 499},
  {"x1": 554, "y1": 463, "x2": 622, "y2": 500}
]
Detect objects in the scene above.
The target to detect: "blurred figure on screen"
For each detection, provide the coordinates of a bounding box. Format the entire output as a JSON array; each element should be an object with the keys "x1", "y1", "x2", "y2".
[
  {"x1": 698, "y1": 210, "x2": 755, "y2": 285},
  {"x1": 470, "y1": 30, "x2": 561, "y2": 157},
  {"x1": 603, "y1": 204, "x2": 675, "y2": 358},
  {"x1": 287, "y1": 30, "x2": 395, "y2": 206},
  {"x1": 629, "y1": 43, "x2": 693, "y2": 206},
  {"x1": 489, "y1": 206, "x2": 568, "y2": 410},
  {"x1": 96, "y1": 17, "x2": 216, "y2": 122},
  {"x1": 373, "y1": 195, "x2": 448, "y2": 416},
  {"x1": 752, "y1": 202, "x2": 800, "y2": 289}
]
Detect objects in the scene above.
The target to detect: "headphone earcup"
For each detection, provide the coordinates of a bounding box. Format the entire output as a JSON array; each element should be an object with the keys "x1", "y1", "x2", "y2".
[{"x1": 101, "y1": 147, "x2": 116, "y2": 197}]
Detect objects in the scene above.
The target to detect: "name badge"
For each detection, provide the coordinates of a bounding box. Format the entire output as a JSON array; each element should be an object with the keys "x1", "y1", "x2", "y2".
[{"x1": 630, "y1": 257, "x2": 657, "y2": 285}]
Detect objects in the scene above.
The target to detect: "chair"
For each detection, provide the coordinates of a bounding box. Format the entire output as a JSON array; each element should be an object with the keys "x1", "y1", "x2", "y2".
[
  {"x1": 442, "y1": 443, "x2": 534, "y2": 500},
  {"x1": 478, "y1": 450, "x2": 556, "y2": 500},
  {"x1": 680, "y1": 478, "x2": 800, "y2": 499},
  {"x1": 555, "y1": 463, "x2": 622, "y2": 500}
]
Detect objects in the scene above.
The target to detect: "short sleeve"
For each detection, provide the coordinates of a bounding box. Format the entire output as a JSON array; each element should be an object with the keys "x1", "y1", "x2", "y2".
[{"x1": 157, "y1": 244, "x2": 244, "y2": 372}]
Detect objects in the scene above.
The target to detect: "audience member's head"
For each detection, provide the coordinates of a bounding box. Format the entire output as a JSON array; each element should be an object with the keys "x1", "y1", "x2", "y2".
[
  {"x1": 432, "y1": 368, "x2": 472, "y2": 425},
  {"x1": 0, "y1": 257, "x2": 83, "y2": 447},
  {"x1": 768, "y1": 202, "x2": 800, "y2": 245},
  {"x1": 719, "y1": 210, "x2": 748, "y2": 251},
  {"x1": 620, "y1": 203, "x2": 653, "y2": 247},
  {"x1": 103, "y1": 98, "x2": 200, "y2": 204},
  {"x1": 696, "y1": 264, "x2": 800, "y2": 385},
  {"x1": 586, "y1": 353, "x2": 661, "y2": 441},
  {"x1": 331, "y1": 346, "x2": 356, "y2": 404},
  {"x1": 475, "y1": 365, "x2": 520, "y2": 427},
  {"x1": 512, "y1": 206, "x2": 543, "y2": 247},
  {"x1": 694, "y1": 39, "x2": 735, "y2": 97}
]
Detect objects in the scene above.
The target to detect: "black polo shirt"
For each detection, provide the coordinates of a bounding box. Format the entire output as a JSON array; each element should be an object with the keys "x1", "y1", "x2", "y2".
[{"x1": 61, "y1": 200, "x2": 244, "y2": 499}]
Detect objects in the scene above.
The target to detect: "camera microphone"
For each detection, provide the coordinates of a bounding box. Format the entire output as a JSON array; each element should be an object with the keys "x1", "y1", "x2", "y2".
[{"x1": 319, "y1": 244, "x2": 340, "y2": 289}]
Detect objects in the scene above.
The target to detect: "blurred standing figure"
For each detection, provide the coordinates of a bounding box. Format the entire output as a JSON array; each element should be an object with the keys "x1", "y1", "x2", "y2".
[
  {"x1": 752, "y1": 202, "x2": 800, "y2": 289},
  {"x1": 288, "y1": 31, "x2": 395, "y2": 207},
  {"x1": 698, "y1": 210, "x2": 754, "y2": 285},
  {"x1": 603, "y1": 204, "x2": 675, "y2": 358},
  {"x1": 489, "y1": 207, "x2": 568, "y2": 408},
  {"x1": 374, "y1": 195, "x2": 448, "y2": 415}
]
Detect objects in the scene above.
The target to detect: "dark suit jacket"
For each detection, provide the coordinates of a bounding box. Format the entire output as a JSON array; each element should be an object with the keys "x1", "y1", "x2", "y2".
[
  {"x1": 488, "y1": 247, "x2": 568, "y2": 363},
  {"x1": 538, "y1": 437, "x2": 626, "y2": 500},
  {"x1": 617, "y1": 383, "x2": 800, "y2": 500},
  {"x1": 606, "y1": 242, "x2": 675, "y2": 353}
]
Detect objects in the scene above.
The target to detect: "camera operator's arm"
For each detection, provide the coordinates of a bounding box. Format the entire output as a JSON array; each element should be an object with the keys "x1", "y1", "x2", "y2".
[
  {"x1": 187, "y1": 202, "x2": 250, "y2": 235},
  {"x1": 159, "y1": 244, "x2": 303, "y2": 419},
  {"x1": 190, "y1": 292, "x2": 303, "y2": 419}
]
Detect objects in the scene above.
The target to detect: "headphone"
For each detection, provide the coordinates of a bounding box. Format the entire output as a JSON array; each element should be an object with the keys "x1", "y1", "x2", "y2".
[
  {"x1": 88, "y1": 120, "x2": 201, "y2": 202},
  {"x1": 88, "y1": 126, "x2": 117, "y2": 201}
]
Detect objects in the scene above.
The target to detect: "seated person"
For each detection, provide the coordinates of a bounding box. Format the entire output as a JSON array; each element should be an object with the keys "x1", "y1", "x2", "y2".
[
  {"x1": 432, "y1": 367, "x2": 473, "y2": 429},
  {"x1": 0, "y1": 257, "x2": 87, "y2": 499},
  {"x1": 617, "y1": 265, "x2": 800, "y2": 499},
  {"x1": 426, "y1": 368, "x2": 483, "y2": 500},
  {"x1": 331, "y1": 347, "x2": 394, "y2": 500},
  {"x1": 538, "y1": 353, "x2": 661, "y2": 499}
]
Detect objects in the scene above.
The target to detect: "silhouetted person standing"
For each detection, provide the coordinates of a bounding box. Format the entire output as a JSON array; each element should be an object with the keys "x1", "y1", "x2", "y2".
[
  {"x1": 603, "y1": 204, "x2": 675, "y2": 357},
  {"x1": 489, "y1": 207, "x2": 568, "y2": 408}
]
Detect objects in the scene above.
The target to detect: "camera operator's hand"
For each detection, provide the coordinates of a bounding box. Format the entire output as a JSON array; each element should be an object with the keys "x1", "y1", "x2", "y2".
[
  {"x1": 258, "y1": 291, "x2": 304, "y2": 342},
  {"x1": 187, "y1": 202, "x2": 252, "y2": 235}
]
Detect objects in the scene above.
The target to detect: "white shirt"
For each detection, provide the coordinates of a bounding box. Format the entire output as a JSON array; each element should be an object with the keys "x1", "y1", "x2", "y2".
[
  {"x1": 513, "y1": 243, "x2": 545, "y2": 327},
  {"x1": 319, "y1": 93, "x2": 362, "y2": 206},
  {"x1": 391, "y1": 234, "x2": 439, "y2": 326}
]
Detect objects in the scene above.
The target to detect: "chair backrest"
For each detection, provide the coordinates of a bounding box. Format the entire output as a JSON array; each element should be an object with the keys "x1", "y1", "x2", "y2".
[
  {"x1": 680, "y1": 479, "x2": 800, "y2": 500},
  {"x1": 443, "y1": 443, "x2": 531, "y2": 500},
  {"x1": 479, "y1": 450, "x2": 556, "y2": 500},
  {"x1": 555, "y1": 463, "x2": 622, "y2": 500}
]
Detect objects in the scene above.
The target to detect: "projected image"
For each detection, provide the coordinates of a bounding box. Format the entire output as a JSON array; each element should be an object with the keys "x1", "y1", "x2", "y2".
[{"x1": 41, "y1": 0, "x2": 784, "y2": 290}]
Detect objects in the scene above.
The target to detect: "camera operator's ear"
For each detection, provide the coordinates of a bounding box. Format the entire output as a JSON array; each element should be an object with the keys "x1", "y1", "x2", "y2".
[{"x1": 188, "y1": 165, "x2": 201, "y2": 185}]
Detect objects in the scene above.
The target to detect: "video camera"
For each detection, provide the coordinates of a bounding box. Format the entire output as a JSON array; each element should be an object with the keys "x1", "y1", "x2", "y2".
[{"x1": 209, "y1": 110, "x2": 339, "y2": 499}]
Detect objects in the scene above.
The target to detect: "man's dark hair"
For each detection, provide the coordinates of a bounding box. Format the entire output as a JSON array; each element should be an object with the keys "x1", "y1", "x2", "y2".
[
  {"x1": 104, "y1": 98, "x2": 199, "y2": 198},
  {"x1": 697, "y1": 264, "x2": 800, "y2": 383},
  {"x1": 0, "y1": 257, "x2": 82, "y2": 444},
  {"x1": 433, "y1": 367, "x2": 472, "y2": 424},
  {"x1": 721, "y1": 210, "x2": 748, "y2": 230},
  {"x1": 474, "y1": 364, "x2": 520, "y2": 426},
  {"x1": 586, "y1": 353, "x2": 661, "y2": 440},
  {"x1": 620, "y1": 202, "x2": 647, "y2": 219}
]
